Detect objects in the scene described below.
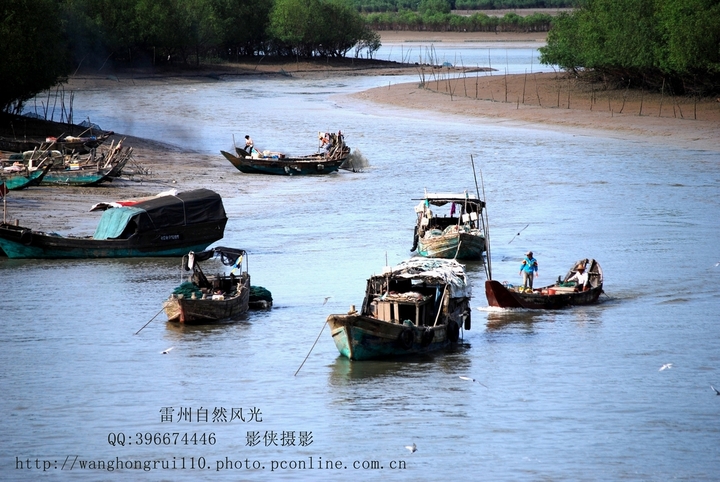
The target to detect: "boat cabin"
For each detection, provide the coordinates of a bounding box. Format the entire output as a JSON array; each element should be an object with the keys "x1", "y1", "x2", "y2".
[{"x1": 364, "y1": 274, "x2": 445, "y2": 327}]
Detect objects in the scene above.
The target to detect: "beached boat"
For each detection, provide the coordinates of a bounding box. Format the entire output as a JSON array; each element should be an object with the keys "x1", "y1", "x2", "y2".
[
  {"x1": 327, "y1": 258, "x2": 472, "y2": 360},
  {"x1": 1, "y1": 163, "x2": 51, "y2": 190},
  {"x1": 484, "y1": 258, "x2": 604, "y2": 309},
  {"x1": 412, "y1": 191, "x2": 487, "y2": 260},
  {"x1": 163, "y1": 247, "x2": 252, "y2": 324},
  {"x1": 0, "y1": 189, "x2": 227, "y2": 259},
  {"x1": 45, "y1": 131, "x2": 114, "y2": 153},
  {"x1": 220, "y1": 131, "x2": 350, "y2": 175}
]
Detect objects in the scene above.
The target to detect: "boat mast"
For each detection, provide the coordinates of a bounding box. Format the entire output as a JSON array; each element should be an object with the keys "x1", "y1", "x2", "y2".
[{"x1": 470, "y1": 154, "x2": 491, "y2": 280}]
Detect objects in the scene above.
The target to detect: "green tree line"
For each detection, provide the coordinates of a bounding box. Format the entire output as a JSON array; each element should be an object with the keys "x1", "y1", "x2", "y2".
[
  {"x1": 365, "y1": 9, "x2": 554, "y2": 32},
  {"x1": 352, "y1": 0, "x2": 575, "y2": 13},
  {"x1": 1, "y1": 0, "x2": 379, "y2": 113},
  {"x1": 539, "y1": 0, "x2": 720, "y2": 94}
]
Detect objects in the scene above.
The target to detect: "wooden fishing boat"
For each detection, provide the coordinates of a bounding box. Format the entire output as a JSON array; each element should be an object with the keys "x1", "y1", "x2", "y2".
[
  {"x1": 220, "y1": 132, "x2": 350, "y2": 175},
  {"x1": 1, "y1": 163, "x2": 51, "y2": 190},
  {"x1": 484, "y1": 258, "x2": 604, "y2": 309},
  {"x1": 0, "y1": 189, "x2": 227, "y2": 259},
  {"x1": 39, "y1": 166, "x2": 114, "y2": 186},
  {"x1": 45, "y1": 131, "x2": 114, "y2": 153},
  {"x1": 412, "y1": 191, "x2": 487, "y2": 260},
  {"x1": 327, "y1": 258, "x2": 472, "y2": 361},
  {"x1": 163, "y1": 247, "x2": 252, "y2": 324}
]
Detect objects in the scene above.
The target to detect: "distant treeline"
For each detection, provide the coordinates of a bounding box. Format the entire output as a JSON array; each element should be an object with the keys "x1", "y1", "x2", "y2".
[
  {"x1": 1, "y1": 0, "x2": 379, "y2": 113},
  {"x1": 539, "y1": 0, "x2": 720, "y2": 94},
  {"x1": 353, "y1": 0, "x2": 575, "y2": 13},
  {"x1": 366, "y1": 10, "x2": 554, "y2": 32}
]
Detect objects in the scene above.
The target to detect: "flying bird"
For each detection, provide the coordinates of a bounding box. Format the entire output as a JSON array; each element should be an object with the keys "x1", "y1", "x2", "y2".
[
  {"x1": 323, "y1": 296, "x2": 332, "y2": 305},
  {"x1": 405, "y1": 443, "x2": 417, "y2": 453},
  {"x1": 162, "y1": 347, "x2": 174, "y2": 355},
  {"x1": 659, "y1": 363, "x2": 673, "y2": 371},
  {"x1": 459, "y1": 376, "x2": 488, "y2": 388},
  {"x1": 715, "y1": 262, "x2": 720, "y2": 267},
  {"x1": 711, "y1": 385, "x2": 720, "y2": 395}
]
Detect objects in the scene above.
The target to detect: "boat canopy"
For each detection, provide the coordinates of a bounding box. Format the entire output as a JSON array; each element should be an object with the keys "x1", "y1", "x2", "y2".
[
  {"x1": 413, "y1": 192, "x2": 485, "y2": 210},
  {"x1": 92, "y1": 189, "x2": 226, "y2": 240},
  {"x1": 384, "y1": 258, "x2": 472, "y2": 299},
  {"x1": 183, "y1": 246, "x2": 246, "y2": 271}
]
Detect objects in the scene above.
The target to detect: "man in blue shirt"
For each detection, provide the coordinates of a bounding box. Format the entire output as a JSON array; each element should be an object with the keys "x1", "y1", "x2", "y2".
[{"x1": 519, "y1": 251, "x2": 539, "y2": 291}]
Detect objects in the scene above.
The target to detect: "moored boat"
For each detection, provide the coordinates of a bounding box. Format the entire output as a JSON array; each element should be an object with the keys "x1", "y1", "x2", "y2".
[
  {"x1": 163, "y1": 247, "x2": 252, "y2": 324},
  {"x1": 220, "y1": 131, "x2": 350, "y2": 175},
  {"x1": 0, "y1": 189, "x2": 227, "y2": 259},
  {"x1": 327, "y1": 258, "x2": 472, "y2": 360},
  {"x1": 1, "y1": 162, "x2": 51, "y2": 190},
  {"x1": 484, "y1": 258, "x2": 604, "y2": 309},
  {"x1": 412, "y1": 191, "x2": 487, "y2": 260}
]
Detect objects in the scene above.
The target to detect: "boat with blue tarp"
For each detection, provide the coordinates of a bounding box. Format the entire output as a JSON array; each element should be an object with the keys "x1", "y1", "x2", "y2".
[{"x1": 0, "y1": 189, "x2": 227, "y2": 258}]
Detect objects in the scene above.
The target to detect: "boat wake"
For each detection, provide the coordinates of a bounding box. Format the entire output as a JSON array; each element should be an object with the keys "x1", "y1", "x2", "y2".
[{"x1": 341, "y1": 148, "x2": 370, "y2": 171}]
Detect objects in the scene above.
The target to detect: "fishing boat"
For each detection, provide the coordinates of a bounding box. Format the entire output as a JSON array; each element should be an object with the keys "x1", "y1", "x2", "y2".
[
  {"x1": 163, "y1": 247, "x2": 252, "y2": 324},
  {"x1": 412, "y1": 191, "x2": 487, "y2": 260},
  {"x1": 1, "y1": 162, "x2": 51, "y2": 190},
  {"x1": 0, "y1": 189, "x2": 227, "y2": 259},
  {"x1": 45, "y1": 131, "x2": 114, "y2": 153},
  {"x1": 484, "y1": 258, "x2": 604, "y2": 309},
  {"x1": 220, "y1": 131, "x2": 350, "y2": 175},
  {"x1": 327, "y1": 258, "x2": 472, "y2": 360}
]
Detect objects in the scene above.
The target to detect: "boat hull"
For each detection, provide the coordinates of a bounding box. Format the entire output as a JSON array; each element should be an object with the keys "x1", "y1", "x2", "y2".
[
  {"x1": 164, "y1": 275, "x2": 251, "y2": 324},
  {"x1": 327, "y1": 314, "x2": 461, "y2": 361},
  {"x1": 221, "y1": 150, "x2": 347, "y2": 176},
  {"x1": 1, "y1": 166, "x2": 48, "y2": 190},
  {"x1": 417, "y1": 231, "x2": 486, "y2": 260},
  {"x1": 484, "y1": 279, "x2": 603, "y2": 309},
  {"x1": 40, "y1": 169, "x2": 114, "y2": 186},
  {"x1": 0, "y1": 221, "x2": 225, "y2": 259}
]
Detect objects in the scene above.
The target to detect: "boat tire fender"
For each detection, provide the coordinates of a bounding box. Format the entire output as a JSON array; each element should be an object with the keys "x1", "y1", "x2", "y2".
[
  {"x1": 397, "y1": 328, "x2": 414, "y2": 350},
  {"x1": 20, "y1": 229, "x2": 33, "y2": 245},
  {"x1": 420, "y1": 327, "x2": 434, "y2": 347},
  {"x1": 447, "y1": 321, "x2": 460, "y2": 343}
]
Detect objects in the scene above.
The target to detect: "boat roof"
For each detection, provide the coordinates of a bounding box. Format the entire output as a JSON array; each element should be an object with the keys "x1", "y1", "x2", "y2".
[
  {"x1": 92, "y1": 189, "x2": 226, "y2": 239},
  {"x1": 377, "y1": 258, "x2": 472, "y2": 299},
  {"x1": 413, "y1": 192, "x2": 485, "y2": 207},
  {"x1": 184, "y1": 246, "x2": 246, "y2": 270}
]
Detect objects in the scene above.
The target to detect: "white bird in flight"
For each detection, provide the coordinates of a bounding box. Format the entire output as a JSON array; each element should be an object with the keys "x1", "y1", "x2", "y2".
[
  {"x1": 659, "y1": 363, "x2": 673, "y2": 371},
  {"x1": 323, "y1": 296, "x2": 332, "y2": 305},
  {"x1": 459, "y1": 376, "x2": 488, "y2": 388},
  {"x1": 711, "y1": 385, "x2": 720, "y2": 395},
  {"x1": 405, "y1": 443, "x2": 417, "y2": 453},
  {"x1": 162, "y1": 347, "x2": 174, "y2": 355}
]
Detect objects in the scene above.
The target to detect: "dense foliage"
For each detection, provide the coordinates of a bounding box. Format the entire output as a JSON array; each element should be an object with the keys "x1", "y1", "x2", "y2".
[
  {"x1": 0, "y1": 0, "x2": 71, "y2": 113},
  {"x1": 0, "y1": 0, "x2": 377, "y2": 113},
  {"x1": 366, "y1": 10, "x2": 553, "y2": 31},
  {"x1": 352, "y1": 0, "x2": 575, "y2": 13},
  {"x1": 539, "y1": 0, "x2": 720, "y2": 94}
]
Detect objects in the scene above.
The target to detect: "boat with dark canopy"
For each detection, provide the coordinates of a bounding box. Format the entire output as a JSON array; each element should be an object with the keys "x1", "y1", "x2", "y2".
[
  {"x1": 163, "y1": 247, "x2": 252, "y2": 324},
  {"x1": 0, "y1": 189, "x2": 227, "y2": 258}
]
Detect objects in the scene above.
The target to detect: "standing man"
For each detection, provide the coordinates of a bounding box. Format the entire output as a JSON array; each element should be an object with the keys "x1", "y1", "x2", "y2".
[
  {"x1": 519, "y1": 251, "x2": 539, "y2": 291},
  {"x1": 244, "y1": 135, "x2": 254, "y2": 153}
]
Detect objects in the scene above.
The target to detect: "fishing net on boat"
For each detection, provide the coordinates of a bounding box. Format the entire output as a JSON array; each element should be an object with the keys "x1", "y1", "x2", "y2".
[
  {"x1": 250, "y1": 286, "x2": 273, "y2": 302},
  {"x1": 172, "y1": 281, "x2": 202, "y2": 299}
]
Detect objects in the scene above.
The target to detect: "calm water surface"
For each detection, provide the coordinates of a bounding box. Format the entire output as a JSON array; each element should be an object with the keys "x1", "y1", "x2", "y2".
[{"x1": 2, "y1": 50, "x2": 719, "y2": 481}]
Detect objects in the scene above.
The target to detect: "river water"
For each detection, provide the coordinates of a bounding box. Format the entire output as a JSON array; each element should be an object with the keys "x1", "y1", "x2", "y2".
[{"x1": 2, "y1": 44, "x2": 719, "y2": 481}]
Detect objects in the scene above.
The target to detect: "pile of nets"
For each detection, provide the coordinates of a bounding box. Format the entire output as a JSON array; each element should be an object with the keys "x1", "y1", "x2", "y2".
[
  {"x1": 172, "y1": 281, "x2": 202, "y2": 299},
  {"x1": 250, "y1": 286, "x2": 273, "y2": 303}
]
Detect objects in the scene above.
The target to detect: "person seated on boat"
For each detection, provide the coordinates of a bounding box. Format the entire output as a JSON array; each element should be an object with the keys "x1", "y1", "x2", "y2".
[
  {"x1": 318, "y1": 132, "x2": 330, "y2": 151},
  {"x1": 567, "y1": 263, "x2": 589, "y2": 291},
  {"x1": 519, "y1": 251, "x2": 539, "y2": 291}
]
